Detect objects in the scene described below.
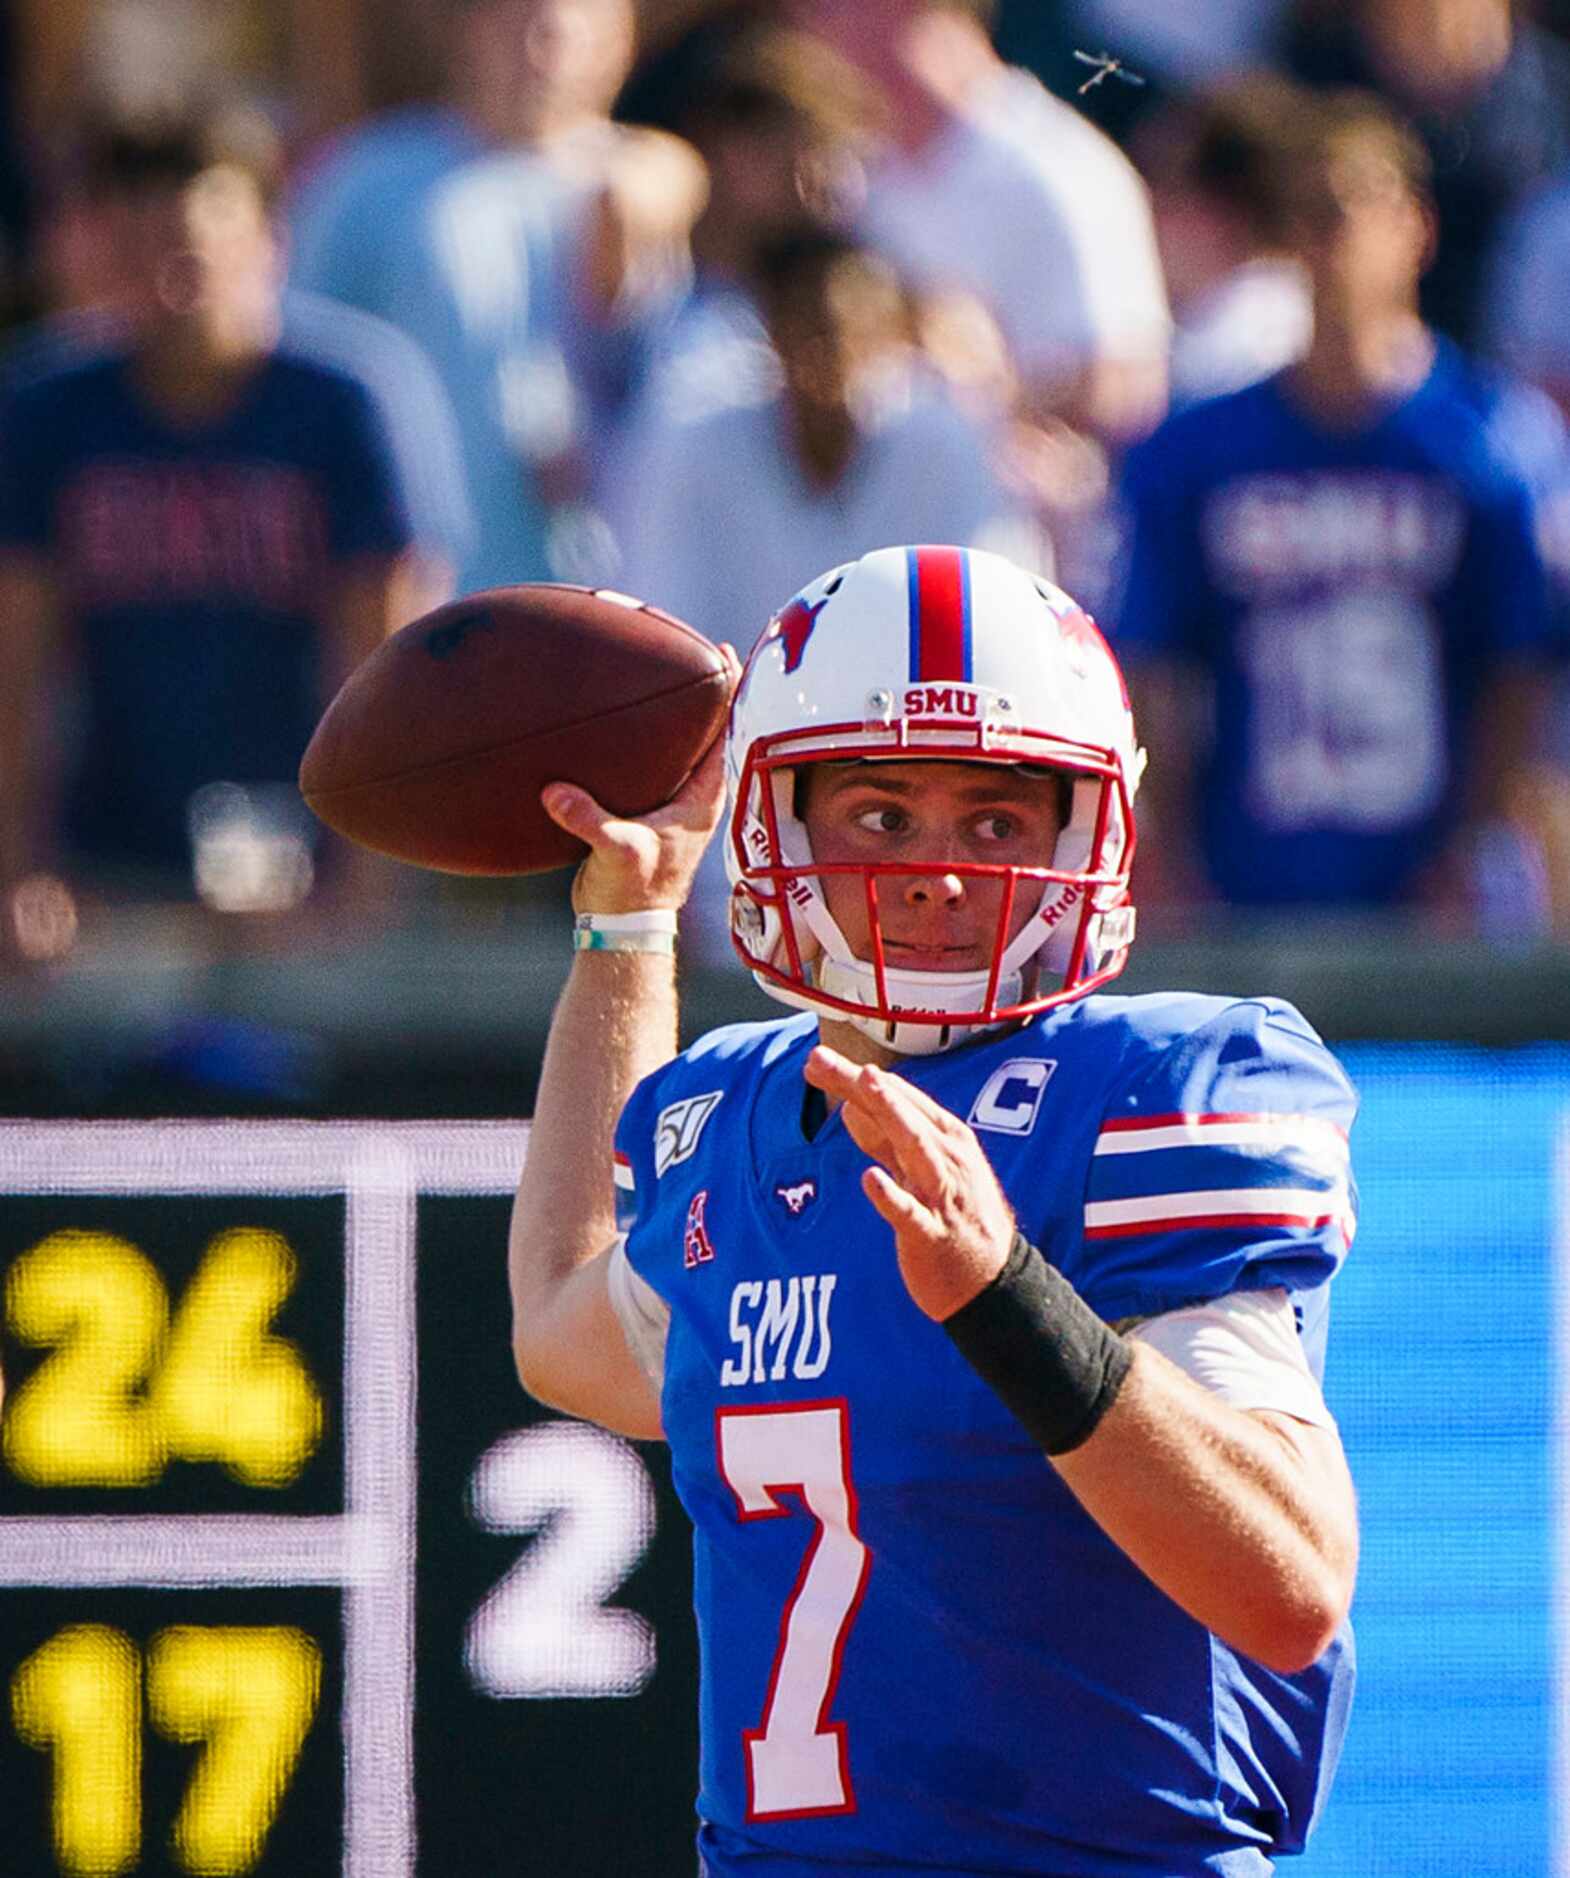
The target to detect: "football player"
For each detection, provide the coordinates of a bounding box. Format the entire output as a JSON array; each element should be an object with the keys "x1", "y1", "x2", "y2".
[{"x1": 510, "y1": 543, "x2": 1359, "y2": 1876}]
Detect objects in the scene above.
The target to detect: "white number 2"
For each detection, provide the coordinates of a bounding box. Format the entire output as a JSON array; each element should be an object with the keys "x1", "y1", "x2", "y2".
[
  {"x1": 717, "y1": 1402, "x2": 870, "y2": 1820},
  {"x1": 465, "y1": 1421, "x2": 656, "y2": 1700}
]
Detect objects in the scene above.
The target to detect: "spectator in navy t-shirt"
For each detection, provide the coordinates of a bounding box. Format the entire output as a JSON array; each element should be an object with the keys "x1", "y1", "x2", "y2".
[
  {"x1": 0, "y1": 109, "x2": 461, "y2": 965},
  {"x1": 1109, "y1": 88, "x2": 1570, "y2": 936}
]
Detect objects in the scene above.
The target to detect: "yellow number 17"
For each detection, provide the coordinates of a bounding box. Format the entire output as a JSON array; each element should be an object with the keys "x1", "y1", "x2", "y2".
[{"x1": 13, "y1": 1623, "x2": 321, "y2": 1876}]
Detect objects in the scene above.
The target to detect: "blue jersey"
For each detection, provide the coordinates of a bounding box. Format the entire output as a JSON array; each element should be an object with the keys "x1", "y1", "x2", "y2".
[
  {"x1": 287, "y1": 104, "x2": 484, "y2": 324},
  {"x1": 0, "y1": 338, "x2": 424, "y2": 874},
  {"x1": 279, "y1": 290, "x2": 474, "y2": 572},
  {"x1": 1110, "y1": 343, "x2": 1567, "y2": 906},
  {"x1": 615, "y1": 994, "x2": 1358, "y2": 1876},
  {"x1": 376, "y1": 129, "x2": 671, "y2": 594}
]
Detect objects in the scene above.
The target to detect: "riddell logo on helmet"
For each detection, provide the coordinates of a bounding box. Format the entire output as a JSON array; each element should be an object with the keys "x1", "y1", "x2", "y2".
[
  {"x1": 904, "y1": 686, "x2": 979, "y2": 717},
  {"x1": 1039, "y1": 884, "x2": 1082, "y2": 931}
]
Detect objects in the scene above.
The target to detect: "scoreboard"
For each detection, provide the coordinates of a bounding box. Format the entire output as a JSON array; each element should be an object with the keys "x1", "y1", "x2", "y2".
[{"x1": 0, "y1": 1121, "x2": 699, "y2": 1878}]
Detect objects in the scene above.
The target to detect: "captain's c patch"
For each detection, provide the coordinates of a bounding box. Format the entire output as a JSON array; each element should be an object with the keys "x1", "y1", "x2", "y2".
[{"x1": 968, "y1": 1060, "x2": 1056, "y2": 1136}]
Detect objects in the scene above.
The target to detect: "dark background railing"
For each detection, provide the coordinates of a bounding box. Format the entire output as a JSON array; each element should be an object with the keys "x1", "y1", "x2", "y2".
[{"x1": 4, "y1": 910, "x2": 1564, "y2": 1121}]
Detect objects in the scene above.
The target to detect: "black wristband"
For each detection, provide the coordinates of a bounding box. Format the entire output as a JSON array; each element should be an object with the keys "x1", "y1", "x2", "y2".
[{"x1": 943, "y1": 1231, "x2": 1133, "y2": 1456}]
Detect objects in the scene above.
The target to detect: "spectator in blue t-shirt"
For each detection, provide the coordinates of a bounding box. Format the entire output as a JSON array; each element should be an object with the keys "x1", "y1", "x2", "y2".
[
  {"x1": 0, "y1": 109, "x2": 462, "y2": 966},
  {"x1": 287, "y1": 0, "x2": 610, "y2": 331},
  {"x1": 1109, "y1": 88, "x2": 1570, "y2": 937},
  {"x1": 295, "y1": 0, "x2": 705, "y2": 596}
]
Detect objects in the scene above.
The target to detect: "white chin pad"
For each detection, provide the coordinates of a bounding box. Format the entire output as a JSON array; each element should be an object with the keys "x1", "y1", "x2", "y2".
[{"x1": 814, "y1": 955, "x2": 1024, "y2": 1056}]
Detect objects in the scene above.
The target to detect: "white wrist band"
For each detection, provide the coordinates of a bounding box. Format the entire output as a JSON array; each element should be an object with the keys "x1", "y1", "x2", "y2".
[{"x1": 573, "y1": 910, "x2": 678, "y2": 954}]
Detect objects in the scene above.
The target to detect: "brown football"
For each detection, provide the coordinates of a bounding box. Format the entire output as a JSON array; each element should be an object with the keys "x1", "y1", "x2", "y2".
[{"x1": 299, "y1": 584, "x2": 734, "y2": 875}]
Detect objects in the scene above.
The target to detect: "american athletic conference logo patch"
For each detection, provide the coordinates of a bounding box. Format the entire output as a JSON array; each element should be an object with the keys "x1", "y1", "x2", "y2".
[{"x1": 683, "y1": 1190, "x2": 716, "y2": 1268}]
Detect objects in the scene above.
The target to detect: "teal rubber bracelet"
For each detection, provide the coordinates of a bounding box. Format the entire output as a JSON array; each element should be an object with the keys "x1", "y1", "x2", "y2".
[{"x1": 572, "y1": 926, "x2": 677, "y2": 954}]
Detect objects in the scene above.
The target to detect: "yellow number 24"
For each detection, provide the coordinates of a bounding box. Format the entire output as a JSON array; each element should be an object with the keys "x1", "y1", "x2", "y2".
[{"x1": 4, "y1": 1228, "x2": 325, "y2": 1488}]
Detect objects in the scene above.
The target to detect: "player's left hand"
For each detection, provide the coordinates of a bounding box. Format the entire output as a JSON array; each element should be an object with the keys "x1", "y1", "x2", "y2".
[{"x1": 804, "y1": 1044, "x2": 1015, "y2": 1321}]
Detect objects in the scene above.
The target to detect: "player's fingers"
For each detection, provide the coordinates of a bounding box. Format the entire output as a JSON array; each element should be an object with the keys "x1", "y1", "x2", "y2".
[
  {"x1": 807, "y1": 1050, "x2": 972, "y2": 1211},
  {"x1": 804, "y1": 1050, "x2": 909, "y2": 1165},
  {"x1": 858, "y1": 1062, "x2": 962, "y2": 1133},
  {"x1": 542, "y1": 783, "x2": 656, "y2": 867},
  {"x1": 541, "y1": 780, "x2": 610, "y2": 837},
  {"x1": 836, "y1": 1057, "x2": 953, "y2": 1167},
  {"x1": 808, "y1": 1048, "x2": 940, "y2": 1138},
  {"x1": 862, "y1": 1165, "x2": 943, "y2": 1246},
  {"x1": 832, "y1": 1085, "x2": 903, "y2": 1170},
  {"x1": 840, "y1": 1080, "x2": 957, "y2": 1213},
  {"x1": 807, "y1": 1048, "x2": 943, "y2": 1168},
  {"x1": 806, "y1": 1045, "x2": 931, "y2": 1122},
  {"x1": 803, "y1": 1043, "x2": 861, "y2": 1099},
  {"x1": 878, "y1": 1112, "x2": 955, "y2": 1208}
]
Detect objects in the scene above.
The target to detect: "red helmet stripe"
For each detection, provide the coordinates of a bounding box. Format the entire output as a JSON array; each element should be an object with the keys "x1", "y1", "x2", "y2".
[{"x1": 906, "y1": 546, "x2": 972, "y2": 682}]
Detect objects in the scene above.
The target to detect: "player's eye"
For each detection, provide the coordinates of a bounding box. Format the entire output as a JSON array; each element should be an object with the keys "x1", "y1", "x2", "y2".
[
  {"x1": 853, "y1": 804, "x2": 909, "y2": 836},
  {"x1": 975, "y1": 813, "x2": 1017, "y2": 842}
]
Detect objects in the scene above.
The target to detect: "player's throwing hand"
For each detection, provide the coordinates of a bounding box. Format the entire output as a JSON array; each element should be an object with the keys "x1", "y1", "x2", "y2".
[
  {"x1": 542, "y1": 643, "x2": 741, "y2": 918},
  {"x1": 804, "y1": 1042, "x2": 1016, "y2": 1321}
]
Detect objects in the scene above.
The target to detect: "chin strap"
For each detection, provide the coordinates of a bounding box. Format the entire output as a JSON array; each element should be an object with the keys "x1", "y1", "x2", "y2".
[{"x1": 813, "y1": 955, "x2": 1025, "y2": 1058}]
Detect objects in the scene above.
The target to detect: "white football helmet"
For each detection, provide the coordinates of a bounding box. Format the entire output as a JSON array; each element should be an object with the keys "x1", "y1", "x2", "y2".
[{"x1": 722, "y1": 544, "x2": 1142, "y2": 1055}]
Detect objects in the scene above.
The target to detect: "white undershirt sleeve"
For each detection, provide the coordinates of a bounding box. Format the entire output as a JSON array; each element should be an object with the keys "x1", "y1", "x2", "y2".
[
  {"x1": 1127, "y1": 1287, "x2": 1334, "y2": 1429},
  {"x1": 611, "y1": 1251, "x2": 1326, "y2": 1424},
  {"x1": 605, "y1": 1236, "x2": 670, "y2": 1390}
]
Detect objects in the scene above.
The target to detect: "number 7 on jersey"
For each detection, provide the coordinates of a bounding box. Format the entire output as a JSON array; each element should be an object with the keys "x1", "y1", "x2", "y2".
[{"x1": 716, "y1": 1401, "x2": 871, "y2": 1821}]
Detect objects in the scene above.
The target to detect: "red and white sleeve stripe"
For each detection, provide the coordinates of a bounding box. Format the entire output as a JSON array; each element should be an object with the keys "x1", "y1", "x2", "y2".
[{"x1": 1085, "y1": 1112, "x2": 1355, "y2": 1248}]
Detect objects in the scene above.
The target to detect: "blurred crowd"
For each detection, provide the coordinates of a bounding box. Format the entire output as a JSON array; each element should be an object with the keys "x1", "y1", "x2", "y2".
[{"x1": 1, "y1": 0, "x2": 1569, "y2": 988}]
